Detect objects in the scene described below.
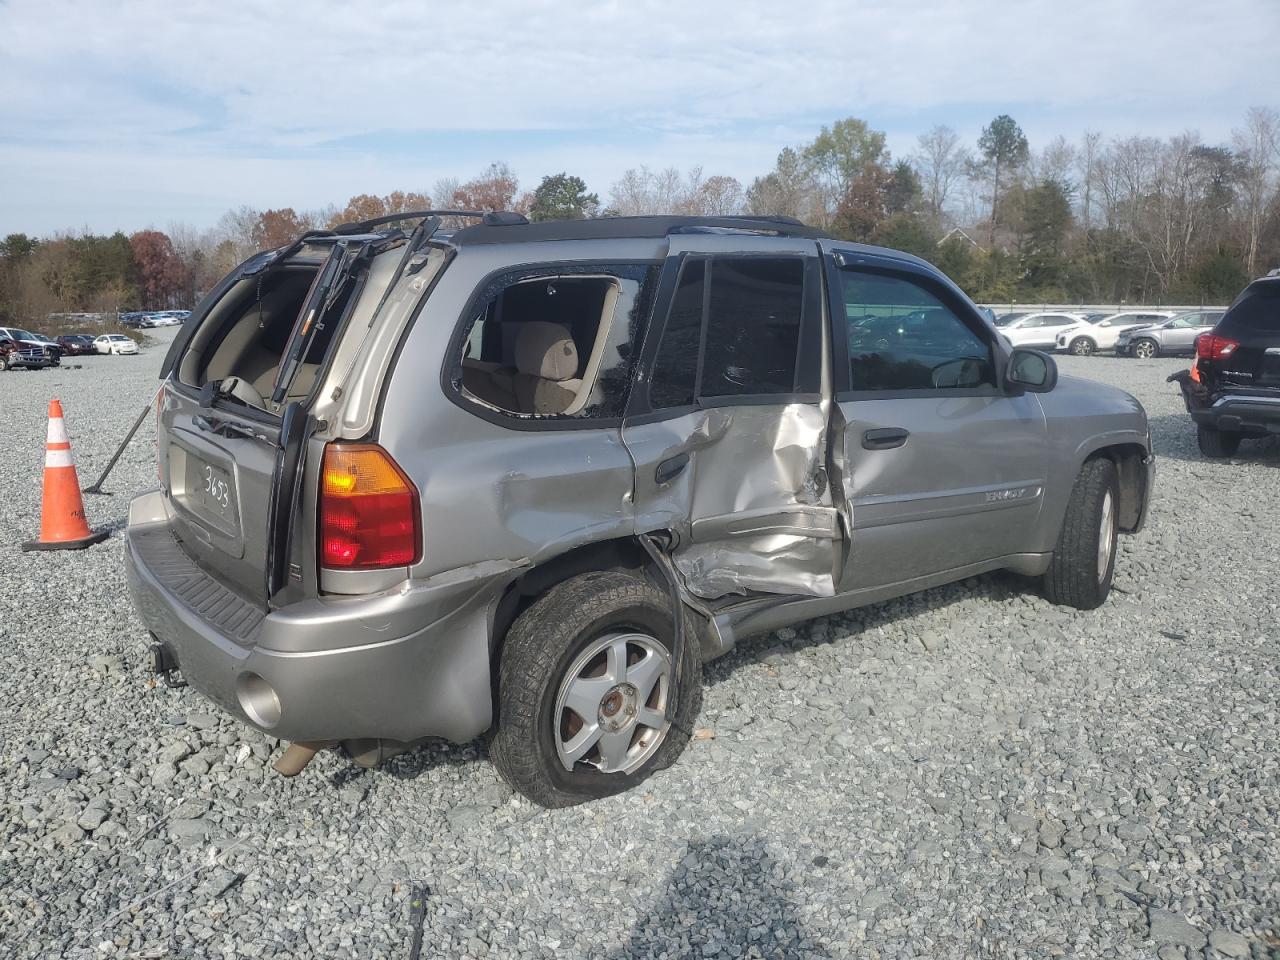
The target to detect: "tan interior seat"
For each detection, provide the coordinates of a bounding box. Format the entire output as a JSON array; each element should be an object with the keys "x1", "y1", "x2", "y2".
[
  {"x1": 512, "y1": 322, "x2": 581, "y2": 414},
  {"x1": 462, "y1": 321, "x2": 581, "y2": 415}
]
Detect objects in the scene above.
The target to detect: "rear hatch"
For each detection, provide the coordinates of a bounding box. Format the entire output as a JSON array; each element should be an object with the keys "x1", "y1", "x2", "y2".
[
  {"x1": 1209, "y1": 281, "x2": 1280, "y2": 392},
  {"x1": 158, "y1": 231, "x2": 408, "y2": 609}
]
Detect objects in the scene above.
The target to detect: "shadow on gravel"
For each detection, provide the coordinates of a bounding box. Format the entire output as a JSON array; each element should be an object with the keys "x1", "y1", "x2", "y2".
[
  {"x1": 325, "y1": 738, "x2": 489, "y2": 789},
  {"x1": 610, "y1": 835, "x2": 830, "y2": 959},
  {"x1": 1146, "y1": 413, "x2": 1280, "y2": 465}
]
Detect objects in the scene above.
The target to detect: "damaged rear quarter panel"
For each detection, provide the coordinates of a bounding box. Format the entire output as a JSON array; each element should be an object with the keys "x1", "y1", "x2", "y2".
[{"x1": 373, "y1": 241, "x2": 667, "y2": 586}]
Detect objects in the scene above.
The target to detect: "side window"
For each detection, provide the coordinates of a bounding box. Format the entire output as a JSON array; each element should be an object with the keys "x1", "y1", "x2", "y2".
[
  {"x1": 649, "y1": 260, "x2": 703, "y2": 408},
  {"x1": 700, "y1": 258, "x2": 804, "y2": 398},
  {"x1": 838, "y1": 270, "x2": 994, "y2": 392},
  {"x1": 453, "y1": 265, "x2": 656, "y2": 421},
  {"x1": 649, "y1": 256, "x2": 805, "y2": 408}
]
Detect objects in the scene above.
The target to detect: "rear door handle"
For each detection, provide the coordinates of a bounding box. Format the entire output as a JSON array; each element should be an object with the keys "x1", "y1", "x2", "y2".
[
  {"x1": 655, "y1": 452, "x2": 690, "y2": 485},
  {"x1": 862, "y1": 427, "x2": 909, "y2": 450}
]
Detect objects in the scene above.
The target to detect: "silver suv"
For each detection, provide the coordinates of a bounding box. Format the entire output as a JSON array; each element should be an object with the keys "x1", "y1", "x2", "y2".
[
  {"x1": 126, "y1": 212, "x2": 1155, "y2": 806},
  {"x1": 1115, "y1": 310, "x2": 1225, "y2": 358}
]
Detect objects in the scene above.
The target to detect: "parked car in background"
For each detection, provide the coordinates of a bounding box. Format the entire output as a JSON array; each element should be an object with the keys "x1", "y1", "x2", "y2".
[
  {"x1": 120, "y1": 312, "x2": 156, "y2": 328},
  {"x1": 94, "y1": 333, "x2": 140, "y2": 355},
  {"x1": 993, "y1": 311, "x2": 1086, "y2": 349},
  {"x1": 28, "y1": 333, "x2": 63, "y2": 361},
  {"x1": 1116, "y1": 310, "x2": 1225, "y2": 358},
  {"x1": 0, "y1": 336, "x2": 57, "y2": 370},
  {"x1": 1054, "y1": 312, "x2": 1174, "y2": 355},
  {"x1": 56, "y1": 334, "x2": 99, "y2": 356},
  {"x1": 0, "y1": 326, "x2": 61, "y2": 364},
  {"x1": 1170, "y1": 278, "x2": 1280, "y2": 457},
  {"x1": 127, "y1": 211, "x2": 1154, "y2": 807}
]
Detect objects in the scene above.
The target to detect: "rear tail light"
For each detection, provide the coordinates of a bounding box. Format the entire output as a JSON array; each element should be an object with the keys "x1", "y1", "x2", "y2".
[
  {"x1": 319, "y1": 443, "x2": 421, "y2": 570},
  {"x1": 1195, "y1": 334, "x2": 1239, "y2": 361}
]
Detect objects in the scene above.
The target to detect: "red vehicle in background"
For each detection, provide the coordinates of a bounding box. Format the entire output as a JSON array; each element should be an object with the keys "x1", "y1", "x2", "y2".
[
  {"x1": 0, "y1": 336, "x2": 57, "y2": 370},
  {"x1": 57, "y1": 334, "x2": 99, "y2": 356}
]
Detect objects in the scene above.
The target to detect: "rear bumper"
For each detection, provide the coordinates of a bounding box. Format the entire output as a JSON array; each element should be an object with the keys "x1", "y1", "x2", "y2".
[
  {"x1": 1189, "y1": 394, "x2": 1280, "y2": 435},
  {"x1": 125, "y1": 491, "x2": 511, "y2": 744}
]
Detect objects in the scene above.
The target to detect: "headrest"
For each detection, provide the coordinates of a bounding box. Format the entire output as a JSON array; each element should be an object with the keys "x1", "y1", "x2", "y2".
[{"x1": 515, "y1": 322, "x2": 578, "y2": 381}]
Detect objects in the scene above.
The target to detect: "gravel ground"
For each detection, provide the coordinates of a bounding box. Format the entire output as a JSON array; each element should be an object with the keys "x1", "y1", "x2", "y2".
[{"x1": 1, "y1": 335, "x2": 1278, "y2": 960}]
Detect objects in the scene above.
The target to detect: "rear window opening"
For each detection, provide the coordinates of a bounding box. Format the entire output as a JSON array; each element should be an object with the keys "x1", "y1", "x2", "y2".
[
  {"x1": 177, "y1": 261, "x2": 351, "y2": 411},
  {"x1": 456, "y1": 274, "x2": 638, "y2": 419}
]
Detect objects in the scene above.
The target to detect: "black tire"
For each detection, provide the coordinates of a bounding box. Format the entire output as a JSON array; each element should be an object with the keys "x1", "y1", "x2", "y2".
[
  {"x1": 1069, "y1": 337, "x2": 1097, "y2": 356},
  {"x1": 1043, "y1": 457, "x2": 1119, "y2": 610},
  {"x1": 0, "y1": 354, "x2": 8, "y2": 371},
  {"x1": 1197, "y1": 424, "x2": 1241, "y2": 458},
  {"x1": 490, "y1": 570, "x2": 702, "y2": 808},
  {"x1": 1132, "y1": 338, "x2": 1159, "y2": 359}
]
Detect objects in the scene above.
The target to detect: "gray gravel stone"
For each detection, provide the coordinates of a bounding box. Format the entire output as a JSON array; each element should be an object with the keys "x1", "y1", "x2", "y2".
[
  {"x1": 1149, "y1": 909, "x2": 1207, "y2": 949},
  {"x1": 1207, "y1": 928, "x2": 1250, "y2": 957},
  {"x1": 76, "y1": 806, "x2": 108, "y2": 831},
  {"x1": 1, "y1": 336, "x2": 1278, "y2": 958}
]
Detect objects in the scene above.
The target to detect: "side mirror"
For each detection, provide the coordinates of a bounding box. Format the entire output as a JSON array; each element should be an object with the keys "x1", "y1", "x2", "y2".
[{"x1": 1006, "y1": 348, "x2": 1058, "y2": 393}]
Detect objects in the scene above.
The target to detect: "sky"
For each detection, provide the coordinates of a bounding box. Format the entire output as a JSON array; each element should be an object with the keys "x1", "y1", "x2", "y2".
[{"x1": 2, "y1": 0, "x2": 1278, "y2": 236}]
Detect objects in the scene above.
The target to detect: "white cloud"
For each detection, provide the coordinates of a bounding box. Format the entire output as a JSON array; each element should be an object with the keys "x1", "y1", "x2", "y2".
[{"x1": 1, "y1": 0, "x2": 1277, "y2": 231}]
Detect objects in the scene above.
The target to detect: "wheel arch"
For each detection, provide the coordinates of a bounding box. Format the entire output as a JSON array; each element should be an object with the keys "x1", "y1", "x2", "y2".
[
  {"x1": 1084, "y1": 442, "x2": 1150, "y2": 532},
  {"x1": 490, "y1": 535, "x2": 662, "y2": 661},
  {"x1": 1071, "y1": 333, "x2": 1098, "y2": 350}
]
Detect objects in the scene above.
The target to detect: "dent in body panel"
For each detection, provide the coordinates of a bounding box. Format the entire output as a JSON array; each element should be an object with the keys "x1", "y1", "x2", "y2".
[{"x1": 625, "y1": 403, "x2": 839, "y2": 600}]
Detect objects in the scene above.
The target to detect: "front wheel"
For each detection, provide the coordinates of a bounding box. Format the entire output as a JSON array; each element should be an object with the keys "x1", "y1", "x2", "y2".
[
  {"x1": 1069, "y1": 337, "x2": 1097, "y2": 356},
  {"x1": 490, "y1": 571, "x2": 702, "y2": 808},
  {"x1": 1197, "y1": 424, "x2": 1241, "y2": 458},
  {"x1": 1043, "y1": 457, "x2": 1119, "y2": 610},
  {"x1": 1132, "y1": 338, "x2": 1158, "y2": 359}
]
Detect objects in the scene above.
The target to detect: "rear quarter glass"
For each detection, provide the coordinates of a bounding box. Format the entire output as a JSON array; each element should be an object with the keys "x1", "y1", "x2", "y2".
[{"x1": 1220, "y1": 286, "x2": 1280, "y2": 334}]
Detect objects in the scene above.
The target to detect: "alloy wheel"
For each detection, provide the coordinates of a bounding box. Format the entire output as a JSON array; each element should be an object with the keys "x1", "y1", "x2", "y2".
[
  {"x1": 1097, "y1": 489, "x2": 1115, "y2": 583},
  {"x1": 553, "y1": 632, "x2": 671, "y2": 775}
]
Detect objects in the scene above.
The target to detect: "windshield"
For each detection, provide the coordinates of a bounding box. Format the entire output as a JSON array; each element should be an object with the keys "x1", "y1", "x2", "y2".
[{"x1": 994, "y1": 313, "x2": 1025, "y2": 327}]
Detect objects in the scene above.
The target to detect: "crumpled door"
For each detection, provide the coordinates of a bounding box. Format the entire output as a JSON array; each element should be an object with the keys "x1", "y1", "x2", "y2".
[{"x1": 622, "y1": 237, "x2": 840, "y2": 600}]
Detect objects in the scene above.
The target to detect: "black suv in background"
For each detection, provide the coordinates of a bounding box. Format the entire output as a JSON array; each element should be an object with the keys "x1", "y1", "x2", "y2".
[{"x1": 1171, "y1": 277, "x2": 1280, "y2": 457}]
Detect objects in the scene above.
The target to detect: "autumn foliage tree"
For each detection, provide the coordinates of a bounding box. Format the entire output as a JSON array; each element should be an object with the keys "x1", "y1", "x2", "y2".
[
  {"x1": 447, "y1": 163, "x2": 530, "y2": 214},
  {"x1": 251, "y1": 208, "x2": 310, "y2": 250},
  {"x1": 129, "y1": 230, "x2": 188, "y2": 308},
  {"x1": 327, "y1": 190, "x2": 431, "y2": 228}
]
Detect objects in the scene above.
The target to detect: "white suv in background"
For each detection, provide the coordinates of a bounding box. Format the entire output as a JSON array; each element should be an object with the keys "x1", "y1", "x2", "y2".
[
  {"x1": 1055, "y1": 311, "x2": 1173, "y2": 356},
  {"x1": 993, "y1": 311, "x2": 1087, "y2": 349}
]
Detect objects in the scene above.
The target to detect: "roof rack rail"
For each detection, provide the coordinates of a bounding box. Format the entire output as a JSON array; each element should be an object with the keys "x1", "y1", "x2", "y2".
[{"x1": 448, "y1": 214, "x2": 829, "y2": 246}]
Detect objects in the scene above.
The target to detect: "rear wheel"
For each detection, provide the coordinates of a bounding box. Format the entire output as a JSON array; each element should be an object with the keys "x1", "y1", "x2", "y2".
[
  {"x1": 0, "y1": 354, "x2": 8, "y2": 371},
  {"x1": 1197, "y1": 424, "x2": 1241, "y2": 458},
  {"x1": 490, "y1": 571, "x2": 702, "y2": 807},
  {"x1": 1069, "y1": 337, "x2": 1097, "y2": 356},
  {"x1": 1044, "y1": 457, "x2": 1119, "y2": 610},
  {"x1": 1132, "y1": 338, "x2": 1158, "y2": 359}
]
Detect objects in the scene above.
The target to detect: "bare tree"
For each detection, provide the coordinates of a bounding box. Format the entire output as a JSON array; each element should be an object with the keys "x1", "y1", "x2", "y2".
[
  {"x1": 1035, "y1": 136, "x2": 1077, "y2": 189},
  {"x1": 745, "y1": 147, "x2": 821, "y2": 222},
  {"x1": 913, "y1": 125, "x2": 969, "y2": 222},
  {"x1": 686, "y1": 175, "x2": 745, "y2": 216},
  {"x1": 1077, "y1": 130, "x2": 1103, "y2": 231},
  {"x1": 1233, "y1": 106, "x2": 1280, "y2": 276},
  {"x1": 606, "y1": 166, "x2": 737, "y2": 216},
  {"x1": 214, "y1": 205, "x2": 261, "y2": 262}
]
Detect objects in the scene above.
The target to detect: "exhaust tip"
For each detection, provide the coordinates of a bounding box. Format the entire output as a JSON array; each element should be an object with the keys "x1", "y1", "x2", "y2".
[{"x1": 236, "y1": 672, "x2": 281, "y2": 728}]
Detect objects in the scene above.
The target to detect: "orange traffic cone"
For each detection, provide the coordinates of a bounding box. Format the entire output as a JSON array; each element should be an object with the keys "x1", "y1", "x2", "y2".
[{"x1": 22, "y1": 399, "x2": 110, "y2": 551}]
